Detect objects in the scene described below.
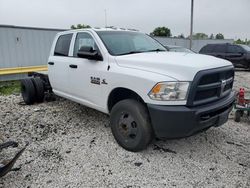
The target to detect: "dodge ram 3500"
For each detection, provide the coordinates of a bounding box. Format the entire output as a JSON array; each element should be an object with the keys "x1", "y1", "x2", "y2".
[{"x1": 21, "y1": 28, "x2": 235, "y2": 152}]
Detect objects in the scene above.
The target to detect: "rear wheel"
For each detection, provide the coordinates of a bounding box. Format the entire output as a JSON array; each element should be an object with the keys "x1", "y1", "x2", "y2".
[
  {"x1": 110, "y1": 99, "x2": 153, "y2": 152},
  {"x1": 32, "y1": 78, "x2": 45, "y2": 103},
  {"x1": 21, "y1": 79, "x2": 36, "y2": 105}
]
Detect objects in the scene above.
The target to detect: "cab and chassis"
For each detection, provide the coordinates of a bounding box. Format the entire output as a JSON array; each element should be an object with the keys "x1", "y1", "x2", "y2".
[{"x1": 21, "y1": 28, "x2": 235, "y2": 152}]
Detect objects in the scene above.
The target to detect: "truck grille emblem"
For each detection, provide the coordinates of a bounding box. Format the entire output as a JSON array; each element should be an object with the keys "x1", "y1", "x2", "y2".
[{"x1": 220, "y1": 80, "x2": 227, "y2": 96}]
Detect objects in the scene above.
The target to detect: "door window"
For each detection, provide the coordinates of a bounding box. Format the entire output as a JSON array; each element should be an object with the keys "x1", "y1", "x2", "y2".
[
  {"x1": 227, "y1": 45, "x2": 243, "y2": 53},
  {"x1": 200, "y1": 45, "x2": 214, "y2": 53},
  {"x1": 73, "y1": 33, "x2": 98, "y2": 57},
  {"x1": 54, "y1": 34, "x2": 73, "y2": 56},
  {"x1": 214, "y1": 45, "x2": 226, "y2": 53}
]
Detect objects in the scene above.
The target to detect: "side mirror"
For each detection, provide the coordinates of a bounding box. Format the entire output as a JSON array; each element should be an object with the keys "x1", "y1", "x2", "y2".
[{"x1": 77, "y1": 46, "x2": 103, "y2": 61}]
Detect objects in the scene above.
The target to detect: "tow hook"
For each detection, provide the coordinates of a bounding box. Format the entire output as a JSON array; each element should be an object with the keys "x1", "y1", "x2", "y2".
[{"x1": 0, "y1": 141, "x2": 29, "y2": 177}]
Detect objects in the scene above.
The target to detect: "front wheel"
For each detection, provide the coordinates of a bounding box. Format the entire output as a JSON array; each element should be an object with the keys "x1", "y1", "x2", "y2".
[{"x1": 110, "y1": 99, "x2": 153, "y2": 152}]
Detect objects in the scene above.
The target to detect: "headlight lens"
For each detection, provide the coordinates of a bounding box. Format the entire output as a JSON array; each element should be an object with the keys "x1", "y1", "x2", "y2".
[{"x1": 148, "y1": 82, "x2": 190, "y2": 101}]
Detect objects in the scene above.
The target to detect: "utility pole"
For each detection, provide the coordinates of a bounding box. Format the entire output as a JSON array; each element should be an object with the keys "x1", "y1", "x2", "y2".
[{"x1": 190, "y1": 0, "x2": 194, "y2": 50}]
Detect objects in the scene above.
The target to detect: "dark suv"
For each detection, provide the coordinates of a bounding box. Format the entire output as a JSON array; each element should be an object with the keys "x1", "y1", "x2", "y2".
[{"x1": 199, "y1": 43, "x2": 250, "y2": 69}]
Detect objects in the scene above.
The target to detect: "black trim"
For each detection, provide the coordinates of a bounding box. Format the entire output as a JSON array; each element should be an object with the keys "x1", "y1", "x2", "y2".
[
  {"x1": 147, "y1": 91, "x2": 235, "y2": 139},
  {"x1": 187, "y1": 66, "x2": 234, "y2": 106}
]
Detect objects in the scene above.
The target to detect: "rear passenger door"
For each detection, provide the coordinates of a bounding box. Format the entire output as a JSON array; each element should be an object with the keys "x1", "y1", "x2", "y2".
[
  {"x1": 226, "y1": 45, "x2": 245, "y2": 66},
  {"x1": 48, "y1": 33, "x2": 73, "y2": 96}
]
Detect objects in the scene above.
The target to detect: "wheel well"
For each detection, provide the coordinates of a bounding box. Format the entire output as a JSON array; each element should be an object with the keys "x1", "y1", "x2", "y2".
[{"x1": 108, "y1": 88, "x2": 145, "y2": 112}]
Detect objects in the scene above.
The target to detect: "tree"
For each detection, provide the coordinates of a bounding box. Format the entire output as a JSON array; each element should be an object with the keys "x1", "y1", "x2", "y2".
[
  {"x1": 235, "y1": 39, "x2": 244, "y2": 44},
  {"x1": 178, "y1": 34, "x2": 185, "y2": 39},
  {"x1": 192, "y1": 33, "x2": 208, "y2": 39},
  {"x1": 215, "y1": 33, "x2": 224, "y2": 39},
  {"x1": 234, "y1": 38, "x2": 250, "y2": 45},
  {"x1": 151, "y1": 27, "x2": 172, "y2": 37},
  {"x1": 71, "y1": 24, "x2": 91, "y2": 29},
  {"x1": 209, "y1": 34, "x2": 214, "y2": 39}
]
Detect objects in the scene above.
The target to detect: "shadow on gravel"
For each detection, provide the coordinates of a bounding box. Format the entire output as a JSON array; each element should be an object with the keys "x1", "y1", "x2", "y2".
[{"x1": 234, "y1": 68, "x2": 250, "y2": 72}]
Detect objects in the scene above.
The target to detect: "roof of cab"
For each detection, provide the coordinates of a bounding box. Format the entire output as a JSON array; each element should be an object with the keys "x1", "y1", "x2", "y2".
[{"x1": 57, "y1": 27, "x2": 140, "y2": 35}]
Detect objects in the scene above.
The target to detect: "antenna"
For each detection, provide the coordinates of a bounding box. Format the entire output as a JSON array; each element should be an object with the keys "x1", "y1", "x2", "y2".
[{"x1": 104, "y1": 9, "x2": 108, "y2": 28}]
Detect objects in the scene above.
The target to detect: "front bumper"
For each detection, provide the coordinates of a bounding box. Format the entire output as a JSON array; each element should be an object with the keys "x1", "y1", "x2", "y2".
[{"x1": 147, "y1": 91, "x2": 235, "y2": 139}]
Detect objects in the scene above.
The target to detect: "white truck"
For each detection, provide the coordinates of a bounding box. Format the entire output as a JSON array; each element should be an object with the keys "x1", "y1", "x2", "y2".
[{"x1": 21, "y1": 28, "x2": 235, "y2": 152}]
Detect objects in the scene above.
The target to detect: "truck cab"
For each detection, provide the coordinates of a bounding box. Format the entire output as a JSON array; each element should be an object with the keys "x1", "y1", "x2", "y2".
[{"x1": 21, "y1": 28, "x2": 235, "y2": 152}]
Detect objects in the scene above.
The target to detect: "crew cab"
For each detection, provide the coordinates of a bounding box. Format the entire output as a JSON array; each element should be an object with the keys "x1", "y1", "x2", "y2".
[{"x1": 21, "y1": 28, "x2": 235, "y2": 152}]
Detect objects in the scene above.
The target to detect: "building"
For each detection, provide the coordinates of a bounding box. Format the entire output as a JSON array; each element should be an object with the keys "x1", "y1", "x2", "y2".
[{"x1": 0, "y1": 25, "x2": 65, "y2": 81}]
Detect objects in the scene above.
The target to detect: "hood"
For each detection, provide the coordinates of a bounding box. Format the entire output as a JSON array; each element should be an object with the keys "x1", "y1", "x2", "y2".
[{"x1": 115, "y1": 52, "x2": 232, "y2": 81}]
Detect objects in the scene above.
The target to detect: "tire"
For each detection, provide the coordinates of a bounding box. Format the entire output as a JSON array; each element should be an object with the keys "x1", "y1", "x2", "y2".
[
  {"x1": 234, "y1": 110, "x2": 241, "y2": 122},
  {"x1": 20, "y1": 79, "x2": 36, "y2": 105},
  {"x1": 239, "y1": 110, "x2": 244, "y2": 117},
  {"x1": 110, "y1": 99, "x2": 153, "y2": 152},
  {"x1": 32, "y1": 78, "x2": 45, "y2": 103}
]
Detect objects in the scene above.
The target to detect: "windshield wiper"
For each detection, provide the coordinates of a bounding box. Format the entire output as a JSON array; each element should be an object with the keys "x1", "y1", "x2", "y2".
[
  {"x1": 118, "y1": 49, "x2": 166, "y2": 56},
  {"x1": 118, "y1": 51, "x2": 144, "y2": 56},
  {"x1": 146, "y1": 49, "x2": 166, "y2": 52}
]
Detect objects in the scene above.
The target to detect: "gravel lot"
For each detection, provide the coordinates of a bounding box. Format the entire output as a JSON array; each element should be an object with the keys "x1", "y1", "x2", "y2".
[{"x1": 0, "y1": 70, "x2": 249, "y2": 188}]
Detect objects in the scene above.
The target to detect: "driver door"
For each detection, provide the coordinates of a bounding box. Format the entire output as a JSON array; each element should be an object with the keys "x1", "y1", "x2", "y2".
[{"x1": 67, "y1": 32, "x2": 107, "y2": 110}]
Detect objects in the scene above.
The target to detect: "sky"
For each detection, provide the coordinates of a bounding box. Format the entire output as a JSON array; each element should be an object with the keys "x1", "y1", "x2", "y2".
[{"x1": 0, "y1": 0, "x2": 249, "y2": 40}]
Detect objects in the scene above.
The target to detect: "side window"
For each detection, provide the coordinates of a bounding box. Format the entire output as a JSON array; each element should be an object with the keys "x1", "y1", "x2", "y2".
[
  {"x1": 214, "y1": 45, "x2": 226, "y2": 53},
  {"x1": 235, "y1": 46, "x2": 244, "y2": 53},
  {"x1": 200, "y1": 45, "x2": 213, "y2": 53},
  {"x1": 54, "y1": 34, "x2": 73, "y2": 56},
  {"x1": 73, "y1": 33, "x2": 98, "y2": 57},
  {"x1": 227, "y1": 45, "x2": 243, "y2": 53}
]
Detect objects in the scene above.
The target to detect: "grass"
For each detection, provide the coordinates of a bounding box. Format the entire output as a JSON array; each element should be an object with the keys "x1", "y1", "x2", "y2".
[{"x1": 0, "y1": 80, "x2": 21, "y2": 95}]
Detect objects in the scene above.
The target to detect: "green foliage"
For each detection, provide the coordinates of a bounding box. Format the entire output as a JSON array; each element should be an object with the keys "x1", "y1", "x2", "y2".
[
  {"x1": 192, "y1": 33, "x2": 208, "y2": 39},
  {"x1": 151, "y1": 27, "x2": 172, "y2": 37},
  {"x1": 178, "y1": 34, "x2": 185, "y2": 38},
  {"x1": 215, "y1": 33, "x2": 224, "y2": 39},
  {"x1": 234, "y1": 38, "x2": 250, "y2": 45},
  {"x1": 209, "y1": 34, "x2": 214, "y2": 39},
  {"x1": 0, "y1": 81, "x2": 20, "y2": 95},
  {"x1": 71, "y1": 24, "x2": 91, "y2": 29}
]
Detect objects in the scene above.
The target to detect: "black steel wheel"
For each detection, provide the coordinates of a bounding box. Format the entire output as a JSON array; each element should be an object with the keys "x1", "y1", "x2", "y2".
[
  {"x1": 20, "y1": 79, "x2": 36, "y2": 105},
  {"x1": 32, "y1": 78, "x2": 45, "y2": 103},
  {"x1": 110, "y1": 99, "x2": 153, "y2": 152}
]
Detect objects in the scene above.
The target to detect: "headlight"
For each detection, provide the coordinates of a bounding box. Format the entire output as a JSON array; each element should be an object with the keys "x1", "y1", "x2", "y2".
[{"x1": 148, "y1": 82, "x2": 190, "y2": 101}]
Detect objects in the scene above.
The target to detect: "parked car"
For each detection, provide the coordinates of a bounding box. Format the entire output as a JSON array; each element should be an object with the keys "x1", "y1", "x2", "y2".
[
  {"x1": 165, "y1": 45, "x2": 195, "y2": 53},
  {"x1": 199, "y1": 43, "x2": 250, "y2": 69},
  {"x1": 21, "y1": 28, "x2": 235, "y2": 152}
]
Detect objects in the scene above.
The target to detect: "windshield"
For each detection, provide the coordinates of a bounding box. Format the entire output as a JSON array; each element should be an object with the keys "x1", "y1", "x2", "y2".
[
  {"x1": 96, "y1": 31, "x2": 166, "y2": 56},
  {"x1": 239, "y1": 44, "x2": 250, "y2": 52}
]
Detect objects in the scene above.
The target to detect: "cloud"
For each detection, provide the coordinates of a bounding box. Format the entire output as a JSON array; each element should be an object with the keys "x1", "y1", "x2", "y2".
[{"x1": 0, "y1": 0, "x2": 249, "y2": 39}]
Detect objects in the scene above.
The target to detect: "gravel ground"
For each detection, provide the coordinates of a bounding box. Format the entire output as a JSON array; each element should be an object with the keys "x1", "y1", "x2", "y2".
[{"x1": 0, "y1": 70, "x2": 249, "y2": 188}]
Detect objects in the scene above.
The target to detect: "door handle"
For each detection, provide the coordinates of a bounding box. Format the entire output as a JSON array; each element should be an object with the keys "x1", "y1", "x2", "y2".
[
  {"x1": 69, "y1": 64, "x2": 78, "y2": 69},
  {"x1": 48, "y1": 62, "x2": 54, "y2": 65}
]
